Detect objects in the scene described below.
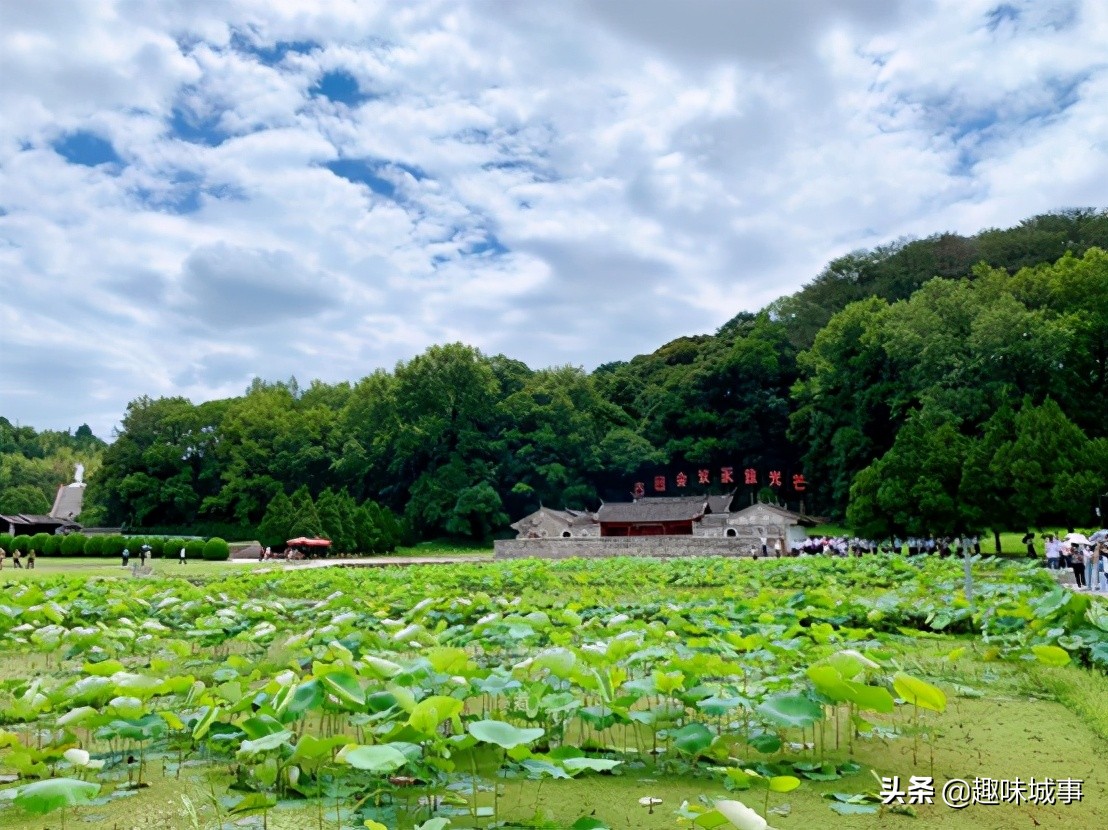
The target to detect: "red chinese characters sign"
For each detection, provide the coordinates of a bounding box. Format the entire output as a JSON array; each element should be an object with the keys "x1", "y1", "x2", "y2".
[{"x1": 635, "y1": 466, "x2": 810, "y2": 493}]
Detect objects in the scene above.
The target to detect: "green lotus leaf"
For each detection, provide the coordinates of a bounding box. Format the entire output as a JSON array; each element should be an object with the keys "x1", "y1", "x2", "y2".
[
  {"x1": 340, "y1": 743, "x2": 410, "y2": 773},
  {"x1": 756, "y1": 693, "x2": 823, "y2": 728},
  {"x1": 11, "y1": 778, "x2": 101, "y2": 816},
  {"x1": 892, "y1": 673, "x2": 946, "y2": 713},
  {"x1": 561, "y1": 757, "x2": 622, "y2": 774},
  {"x1": 1030, "y1": 644, "x2": 1070, "y2": 667},
  {"x1": 467, "y1": 719, "x2": 545, "y2": 749},
  {"x1": 320, "y1": 671, "x2": 365, "y2": 708},
  {"x1": 409, "y1": 695, "x2": 463, "y2": 735},
  {"x1": 237, "y1": 729, "x2": 293, "y2": 756},
  {"x1": 671, "y1": 722, "x2": 714, "y2": 755}
]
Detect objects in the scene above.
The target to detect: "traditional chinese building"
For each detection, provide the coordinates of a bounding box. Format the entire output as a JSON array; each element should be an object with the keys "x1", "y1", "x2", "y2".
[
  {"x1": 694, "y1": 502, "x2": 818, "y2": 546},
  {"x1": 510, "y1": 507, "x2": 598, "y2": 539},
  {"x1": 595, "y1": 493, "x2": 732, "y2": 537},
  {"x1": 500, "y1": 491, "x2": 819, "y2": 561}
]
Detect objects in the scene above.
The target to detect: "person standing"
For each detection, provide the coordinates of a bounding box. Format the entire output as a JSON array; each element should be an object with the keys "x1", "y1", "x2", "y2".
[
  {"x1": 1097, "y1": 541, "x2": 1107, "y2": 593},
  {"x1": 179, "y1": 546, "x2": 187, "y2": 565},
  {"x1": 12, "y1": 547, "x2": 23, "y2": 569},
  {"x1": 1021, "y1": 531, "x2": 1036, "y2": 559},
  {"x1": 26, "y1": 547, "x2": 35, "y2": 570},
  {"x1": 760, "y1": 534, "x2": 768, "y2": 558},
  {"x1": 121, "y1": 547, "x2": 129, "y2": 568},
  {"x1": 1045, "y1": 535, "x2": 1060, "y2": 570},
  {"x1": 1068, "y1": 542, "x2": 1085, "y2": 588},
  {"x1": 1084, "y1": 543, "x2": 1097, "y2": 593},
  {"x1": 0, "y1": 546, "x2": 6, "y2": 570}
]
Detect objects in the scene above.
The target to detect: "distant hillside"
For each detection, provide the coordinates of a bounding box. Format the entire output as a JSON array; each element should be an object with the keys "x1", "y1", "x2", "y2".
[{"x1": 0, "y1": 418, "x2": 105, "y2": 516}]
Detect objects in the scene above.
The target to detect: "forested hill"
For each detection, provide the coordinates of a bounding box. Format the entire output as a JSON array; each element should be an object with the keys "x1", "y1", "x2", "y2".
[
  {"x1": 0, "y1": 419, "x2": 105, "y2": 514},
  {"x1": 768, "y1": 207, "x2": 1108, "y2": 351},
  {"x1": 3, "y1": 209, "x2": 1106, "y2": 542}
]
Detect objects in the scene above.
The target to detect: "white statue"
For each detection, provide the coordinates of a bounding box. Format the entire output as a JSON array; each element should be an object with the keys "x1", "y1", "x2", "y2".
[{"x1": 74, "y1": 463, "x2": 85, "y2": 484}]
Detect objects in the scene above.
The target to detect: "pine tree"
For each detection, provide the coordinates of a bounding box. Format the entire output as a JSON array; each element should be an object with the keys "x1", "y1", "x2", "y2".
[
  {"x1": 316, "y1": 489, "x2": 346, "y2": 551},
  {"x1": 288, "y1": 485, "x2": 323, "y2": 538},
  {"x1": 257, "y1": 490, "x2": 295, "y2": 547},
  {"x1": 335, "y1": 490, "x2": 360, "y2": 553},
  {"x1": 352, "y1": 504, "x2": 382, "y2": 554}
]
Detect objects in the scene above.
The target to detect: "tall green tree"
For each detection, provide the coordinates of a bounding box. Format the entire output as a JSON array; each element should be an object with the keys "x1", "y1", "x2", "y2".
[
  {"x1": 257, "y1": 490, "x2": 295, "y2": 548},
  {"x1": 847, "y1": 409, "x2": 973, "y2": 537},
  {"x1": 288, "y1": 485, "x2": 323, "y2": 539}
]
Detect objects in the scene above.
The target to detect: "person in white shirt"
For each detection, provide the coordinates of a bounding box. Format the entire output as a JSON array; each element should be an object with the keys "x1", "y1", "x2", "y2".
[{"x1": 1045, "y1": 535, "x2": 1060, "y2": 570}]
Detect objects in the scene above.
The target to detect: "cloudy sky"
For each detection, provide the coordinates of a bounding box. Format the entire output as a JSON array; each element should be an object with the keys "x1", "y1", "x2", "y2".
[{"x1": 2, "y1": 0, "x2": 1106, "y2": 438}]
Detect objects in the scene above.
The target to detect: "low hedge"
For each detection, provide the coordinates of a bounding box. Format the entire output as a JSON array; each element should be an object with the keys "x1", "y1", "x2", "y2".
[
  {"x1": 202, "y1": 537, "x2": 230, "y2": 561},
  {"x1": 61, "y1": 533, "x2": 86, "y2": 556}
]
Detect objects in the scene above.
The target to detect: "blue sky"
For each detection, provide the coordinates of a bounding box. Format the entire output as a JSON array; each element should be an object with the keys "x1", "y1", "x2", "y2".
[{"x1": 1, "y1": 0, "x2": 1106, "y2": 438}]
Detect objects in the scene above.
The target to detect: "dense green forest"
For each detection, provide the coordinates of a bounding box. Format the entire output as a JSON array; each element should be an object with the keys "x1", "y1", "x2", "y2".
[
  {"x1": 3, "y1": 209, "x2": 1106, "y2": 542},
  {"x1": 0, "y1": 419, "x2": 105, "y2": 515}
]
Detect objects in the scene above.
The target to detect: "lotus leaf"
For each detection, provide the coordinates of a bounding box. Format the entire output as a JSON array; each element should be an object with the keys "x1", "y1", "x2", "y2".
[
  {"x1": 340, "y1": 743, "x2": 410, "y2": 772},
  {"x1": 756, "y1": 693, "x2": 823, "y2": 728},
  {"x1": 892, "y1": 673, "x2": 947, "y2": 712},
  {"x1": 9, "y1": 778, "x2": 101, "y2": 815},
  {"x1": 467, "y1": 719, "x2": 544, "y2": 749}
]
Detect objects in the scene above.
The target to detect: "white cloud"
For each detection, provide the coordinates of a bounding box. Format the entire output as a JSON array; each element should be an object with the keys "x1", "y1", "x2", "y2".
[{"x1": 0, "y1": 0, "x2": 1105, "y2": 437}]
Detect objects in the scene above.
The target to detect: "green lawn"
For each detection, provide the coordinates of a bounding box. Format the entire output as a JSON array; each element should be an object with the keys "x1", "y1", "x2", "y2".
[
  {"x1": 0, "y1": 543, "x2": 494, "y2": 582},
  {"x1": 0, "y1": 556, "x2": 254, "y2": 580}
]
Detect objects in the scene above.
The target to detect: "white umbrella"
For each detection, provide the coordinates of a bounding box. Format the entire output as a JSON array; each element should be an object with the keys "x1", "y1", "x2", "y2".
[
  {"x1": 1064, "y1": 532, "x2": 1089, "y2": 545},
  {"x1": 1090, "y1": 529, "x2": 1108, "y2": 544}
]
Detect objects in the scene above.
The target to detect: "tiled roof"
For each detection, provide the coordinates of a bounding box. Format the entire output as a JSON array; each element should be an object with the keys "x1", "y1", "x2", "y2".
[
  {"x1": 510, "y1": 507, "x2": 596, "y2": 530},
  {"x1": 0, "y1": 514, "x2": 67, "y2": 525},
  {"x1": 707, "y1": 492, "x2": 734, "y2": 514},
  {"x1": 597, "y1": 498, "x2": 707, "y2": 523},
  {"x1": 732, "y1": 503, "x2": 820, "y2": 525}
]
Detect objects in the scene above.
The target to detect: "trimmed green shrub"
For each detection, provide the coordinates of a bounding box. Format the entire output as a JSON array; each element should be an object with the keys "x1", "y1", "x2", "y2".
[
  {"x1": 43, "y1": 535, "x2": 62, "y2": 556},
  {"x1": 202, "y1": 537, "x2": 230, "y2": 561},
  {"x1": 83, "y1": 535, "x2": 105, "y2": 556},
  {"x1": 10, "y1": 536, "x2": 30, "y2": 554},
  {"x1": 185, "y1": 539, "x2": 205, "y2": 560},
  {"x1": 165, "y1": 538, "x2": 187, "y2": 560},
  {"x1": 145, "y1": 537, "x2": 165, "y2": 558},
  {"x1": 101, "y1": 535, "x2": 127, "y2": 558},
  {"x1": 0, "y1": 533, "x2": 12, "y2": 552},
  {"x1": 28, "y1": 533, "x2": 51, "y2": 554},
  {"x1": 61, "y1": 533, "x2": 86, "y2": 556}
]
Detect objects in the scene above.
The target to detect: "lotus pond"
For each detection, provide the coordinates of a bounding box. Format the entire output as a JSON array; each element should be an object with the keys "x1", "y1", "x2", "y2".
[{"x1": 1, "y1": 555, "x2": 1106, "y2": 830}]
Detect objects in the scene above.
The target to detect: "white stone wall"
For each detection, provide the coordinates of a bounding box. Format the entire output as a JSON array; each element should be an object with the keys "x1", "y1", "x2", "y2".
[{"x1": 494, "y1": 536, "x2": 756, "y2": 559}]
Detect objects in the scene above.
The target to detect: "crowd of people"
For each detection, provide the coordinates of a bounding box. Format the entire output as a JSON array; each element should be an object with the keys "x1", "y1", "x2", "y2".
[
  {"x1": 776, "y1": 530, "x2": 1107, "y2": 593},
  {"x1": 785, "y1": 535, "x2": 986, "y2": 557},
  {"x1": 1042, "y1": 532, "x2": 1107, "y2": 592}
]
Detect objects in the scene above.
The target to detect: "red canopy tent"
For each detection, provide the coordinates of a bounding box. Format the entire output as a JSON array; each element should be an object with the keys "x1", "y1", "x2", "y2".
[
  {"x1": 285, "y1": 537, "x2": 333, "y2": 559},
  {"x1": 286, "y1": 537, "x2": 332, "y2": 547}
]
